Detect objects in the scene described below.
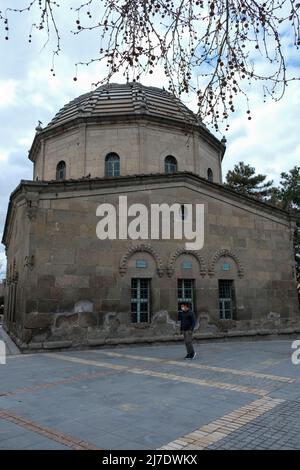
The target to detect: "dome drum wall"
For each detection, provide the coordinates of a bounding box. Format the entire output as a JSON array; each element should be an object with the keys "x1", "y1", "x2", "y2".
[
  {"x1": 33, "y1": 119, "x2": 223, "y2": 183},
  {"x1": 30, "y1": 83, "x2": 225, "y2": 183}
]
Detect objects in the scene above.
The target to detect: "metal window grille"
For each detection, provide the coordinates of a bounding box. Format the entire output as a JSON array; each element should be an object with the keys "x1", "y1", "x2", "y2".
[
  {"x1": 131, "y1": 278, "x2": 150, "y2": 323},
  {"x1": 207, "y1": 168, "x2": 213, "y2": 182},
  {"x1": 165, "y1": 156, "x2": 177, "y2": 174},
  {"x1": 56, "y1": 161, "x2": 66, "y2": 180},
  {"x1": 105, "y1": 153, "x2": 120, "y2": 177},
  {"x1": 219, "y1": 280, "x2": 236, "y2": 320},
  {"x1": 178, "y1": 279, "x2": 195, "y2": 311}
]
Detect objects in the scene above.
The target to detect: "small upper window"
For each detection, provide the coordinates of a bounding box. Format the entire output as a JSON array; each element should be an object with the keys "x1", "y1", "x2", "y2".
[
  {"x1": 56, "y1": 161, "x2": 66, "y2": 181},
  {"x1": 207, "y1": 168, "x2": 213, "y2": 182},
  {"x1": 165, "y1": 155, "x2": 177, "y2": 174},
  {"x1": 105, "y1": 153, "x2": 120, "y2": 177}
]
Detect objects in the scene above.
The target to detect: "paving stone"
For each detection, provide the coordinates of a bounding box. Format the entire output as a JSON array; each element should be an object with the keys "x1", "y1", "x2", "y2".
[{"x1": 1, "y1": 339, "x2": 300, "y2": 450}]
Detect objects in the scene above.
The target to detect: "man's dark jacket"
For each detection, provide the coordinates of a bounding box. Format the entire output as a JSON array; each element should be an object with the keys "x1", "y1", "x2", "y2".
[{"x1": 178, "y1": 309, "x2": 196, "y2": 332}]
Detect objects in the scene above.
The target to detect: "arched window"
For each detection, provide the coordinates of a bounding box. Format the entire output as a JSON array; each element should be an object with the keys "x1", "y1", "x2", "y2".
[
  {"x1": 207, "y1": 168, "x2": 213, "y2": 182},
  {"x1": 165, "y1": 155, "x2": 177, "y2": 174},
  {"x1": 56, "y1": 161, "x2": 66, "y2": 181},
  {"x1": 105, "y1": 153, "x2": 120, "y2": 177}
]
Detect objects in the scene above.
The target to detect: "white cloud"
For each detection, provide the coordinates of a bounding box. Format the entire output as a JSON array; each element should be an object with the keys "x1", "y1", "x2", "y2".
[
  {"x1": 0, "y1": 79, "x2": 18, "y2": 108},
  {"x1": 0, "y1": 250, "x2": 6, "y2": 278},
  {"x1": 0, "y1": 148, "x2": 12, "y2": 163},
  {"x1": 18, "y1": 135, "x2": 34, "y2": 147},
  {"x1": 222, "y1": 80, "x2": 300, "y2": 183}
]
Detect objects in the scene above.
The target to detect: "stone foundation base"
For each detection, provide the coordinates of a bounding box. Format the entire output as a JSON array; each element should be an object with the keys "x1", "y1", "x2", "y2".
[{"x1": 4, "y1": 314, "x2": 300, "y2": 353}]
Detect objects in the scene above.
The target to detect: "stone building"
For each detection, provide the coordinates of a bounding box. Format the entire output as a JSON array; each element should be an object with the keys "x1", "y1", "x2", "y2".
[{"x1": 2, "y1": 82, "x2": 299, "y2": 350}]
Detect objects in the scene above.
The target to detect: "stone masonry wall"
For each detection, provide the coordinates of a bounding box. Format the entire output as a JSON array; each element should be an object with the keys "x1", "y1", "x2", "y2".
[{"x1": 3, "y1": 176, "x2": 299, "y2": 350}]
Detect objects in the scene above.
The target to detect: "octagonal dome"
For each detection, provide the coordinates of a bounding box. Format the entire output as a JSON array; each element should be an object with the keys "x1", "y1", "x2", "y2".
[{"x1": 29, "y1": 82, "x2": 225, "y2": 184}]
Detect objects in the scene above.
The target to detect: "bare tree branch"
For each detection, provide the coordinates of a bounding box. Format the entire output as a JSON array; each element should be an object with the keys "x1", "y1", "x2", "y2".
[{"x1": 1, "y1": 0, "x2": 299, "y2": 131}]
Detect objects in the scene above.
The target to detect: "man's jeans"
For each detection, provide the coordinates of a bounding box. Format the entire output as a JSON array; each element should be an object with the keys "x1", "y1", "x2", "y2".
[{"x1": 183, "y1": 329, "x2": 195, "y2": 356}]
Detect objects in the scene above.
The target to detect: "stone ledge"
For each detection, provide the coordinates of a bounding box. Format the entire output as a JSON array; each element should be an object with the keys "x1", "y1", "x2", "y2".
[
  {"x1": 257, "y1": 329, "x2": 274, "y2": 336},
  {"x1": 277, "y1": 327, "x2": 300, "y2": 335},
  {"x1": 43, "y1": 340, "x2": 73, "y2": 349},
  {"x1": 27, "y1": 342, "x2": 43, "y2": 350},
  {"x1": 226, "y1": 330, "x2": 259, "y2": 337},
  {"x1": 87, "y1": 338, "x2": 106, "y2": 347},
  {"x1": 6, "y1": 324, "x2": 300, "y2": 352}
]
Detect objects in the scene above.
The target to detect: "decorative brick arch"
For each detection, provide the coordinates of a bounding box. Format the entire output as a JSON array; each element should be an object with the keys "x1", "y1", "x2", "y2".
[
  {"x1": 167, "y1": 247, "x2": 207, "y2": 278},
  {"x1": 208, "y1": 248, "x2": 244, "y2": 278},
  {"x1": 119, "y1": 243, "x2": 164, "y2": 277}
]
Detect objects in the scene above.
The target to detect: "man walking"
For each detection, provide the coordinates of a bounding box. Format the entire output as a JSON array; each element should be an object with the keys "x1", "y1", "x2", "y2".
[{"x1": 178, "y1": 302, "x2": 196, "y2": 359}]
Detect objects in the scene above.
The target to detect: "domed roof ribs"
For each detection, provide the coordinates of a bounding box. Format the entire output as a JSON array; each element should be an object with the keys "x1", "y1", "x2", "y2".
[
  {"x1": 131, "y1": 82, "x2": 149, "y2": 114},
  {"x1": 91, "y1": 83, "x2": 136, "y2": 115},
  {"x1": 170, "y1": 93, "x2": 198, "y2": 126},
  {"x1": 48, "y1": 92, "x2": 90, "y2": 127},
  {"x1": 45, "y1": 83, "x2": 201, "y2": 130},
  {"x1": 81, "y1": 86, "x2": 101, "y2": 115}
]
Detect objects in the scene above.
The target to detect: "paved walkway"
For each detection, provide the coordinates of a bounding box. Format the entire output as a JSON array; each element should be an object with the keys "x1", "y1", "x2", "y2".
[{"x1": 0, "y1": 339, "x2": 300, "y2": 450}]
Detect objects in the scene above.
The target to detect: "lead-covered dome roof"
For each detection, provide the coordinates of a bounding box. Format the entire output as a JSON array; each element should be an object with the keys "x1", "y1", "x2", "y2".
[{"x1": 46, "y1": 82, "x2": 200, "y2": 130}]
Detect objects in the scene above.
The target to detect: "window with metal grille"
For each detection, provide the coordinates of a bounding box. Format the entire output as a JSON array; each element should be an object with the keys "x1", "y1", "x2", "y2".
[
  {"x1": 56, "y1": 161, "x2": 66, "y2": 181},
  {"x1": 165, "y1": 155, "x2": 177, "y2": 174},
  {"x1": 178, "y1": 279, "x2": 195, "y2": 311},
  {"x1": 219, "y1": 280, "x2": 236, "y2": 320},
  {"x1": 131, "y1": 278, "x2": 150, "y2": 323},
  {"x1": 105, "y1": 152, "x2": 120, "y2": 177}
]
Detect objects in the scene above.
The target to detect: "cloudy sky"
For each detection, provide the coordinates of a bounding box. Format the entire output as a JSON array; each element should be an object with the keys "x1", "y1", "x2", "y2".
[{"x1": 0, "y1": 2, "x2": 299, "y2": 278}]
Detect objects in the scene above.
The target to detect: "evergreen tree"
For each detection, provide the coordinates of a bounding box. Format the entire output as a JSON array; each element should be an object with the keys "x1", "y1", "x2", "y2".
[
  {"x1": 225, "y1": 162, "x2": 273, "y2": 201},
  {"x1": 265, "y1": 187, "x2": 284, "y2": 208},
  {"x1": 279, "y1": 166, "x2": 300, "y2": 211}
]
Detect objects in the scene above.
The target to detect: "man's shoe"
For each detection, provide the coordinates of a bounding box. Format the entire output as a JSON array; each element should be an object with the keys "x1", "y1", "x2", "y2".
[
  {"x1": 190, "y1": 352, "x2": 197, "y2": 360},
  {"x1": 184, "y1": 354, "x2": 190, "y2": 359}
]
